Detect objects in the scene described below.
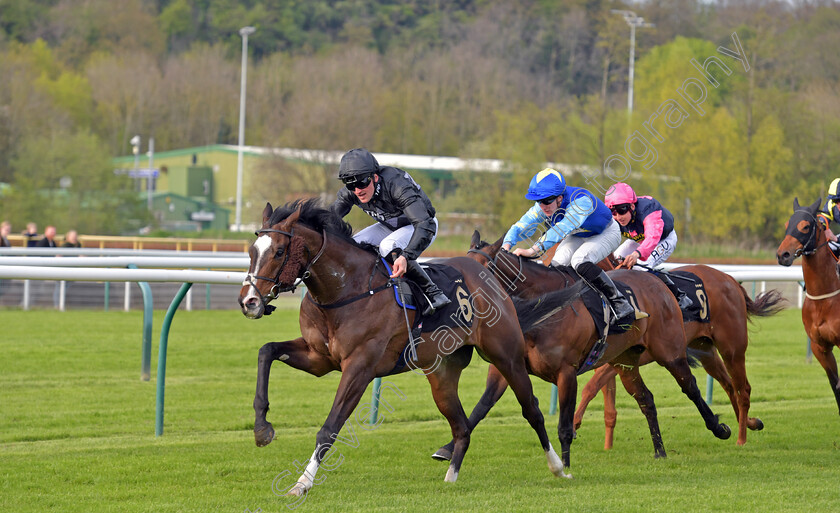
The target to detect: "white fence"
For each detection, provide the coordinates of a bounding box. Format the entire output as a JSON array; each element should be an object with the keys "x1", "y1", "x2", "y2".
[{"x1": 0, "y1": 252, "x2": 808, "y2": 437}]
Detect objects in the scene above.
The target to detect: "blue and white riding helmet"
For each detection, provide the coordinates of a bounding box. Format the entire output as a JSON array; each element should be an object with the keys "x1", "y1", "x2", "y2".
[{"x1": 525, "y1": 168, "x2": 566, "y2": 201}]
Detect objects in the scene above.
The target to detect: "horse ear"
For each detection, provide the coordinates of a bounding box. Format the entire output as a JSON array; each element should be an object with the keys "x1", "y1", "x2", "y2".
[
  {"x1": 793, "y1": 197, "x2": 800, "y2": 211},
  {"x1": 262, "y1": 203, "x2": 273, "y2": 227},
  {"x1": 490, "y1": 235, "x2": 504, "y2": 252},
  {"x1": 809, "y1": 197, "x2": 822, "y2": 213},
  {"x1": 470, "y1": 230, "x2": 481, "y2": 249}
]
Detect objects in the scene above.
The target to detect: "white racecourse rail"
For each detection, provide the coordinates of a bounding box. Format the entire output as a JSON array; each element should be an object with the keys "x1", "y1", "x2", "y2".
[{"x1": 0, "y1": 251, "x2": 807, "y2": 436}]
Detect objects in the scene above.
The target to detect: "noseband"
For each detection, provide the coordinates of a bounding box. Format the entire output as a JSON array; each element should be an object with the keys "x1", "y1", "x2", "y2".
[{"x1": 246, "y1": 228, "x2": 328, "y2": 309}]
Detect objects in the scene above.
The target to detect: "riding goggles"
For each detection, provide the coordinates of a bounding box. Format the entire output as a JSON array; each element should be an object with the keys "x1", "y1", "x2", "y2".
[
  {"x1": 538, "y1": 196, "x2": 558, "y2": 205},
  {"x1": 343, "y1": 174, "x2": 374, "y2": 190},
  {"x1": 610, "y1": 203, "x2": 632, "y2": 215}
]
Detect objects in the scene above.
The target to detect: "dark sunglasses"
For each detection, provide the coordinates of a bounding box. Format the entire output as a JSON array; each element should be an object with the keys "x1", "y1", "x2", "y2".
[
  {"x1": 610, "y1": 203, "x2": 632, "y2": 215},
  {"x1": 343, "y1": 174, "x2": 374, "y2": 190},
  {"x1": 538, "y1": 196, "x2": 558, "y2": 205}
]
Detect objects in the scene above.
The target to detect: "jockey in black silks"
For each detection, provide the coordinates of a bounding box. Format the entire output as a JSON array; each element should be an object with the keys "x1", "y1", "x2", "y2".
[{"x1": 329, "y1": 148, "x2": 451, "y2": 316}]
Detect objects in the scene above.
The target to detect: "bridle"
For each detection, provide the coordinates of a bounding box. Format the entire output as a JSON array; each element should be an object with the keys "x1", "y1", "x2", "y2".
[
  {"x1": 468, "y1": 244, "x2": 577, "y2": 292},
  {"x1": 789, "y1": 210, "x2": 834, "y2": 260},
  {"x1": 787, "y1": 209, "x2": 840, "y2": 300},
  {"x1": 246, "y1": 227, "x2": 328, "y2": 308}
]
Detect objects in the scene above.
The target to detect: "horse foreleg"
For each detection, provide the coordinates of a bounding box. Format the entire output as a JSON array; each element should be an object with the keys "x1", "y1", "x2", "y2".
[
  {"x1": 555, "y1": 366, "x2": 578, "y2": 468},
  {"x1": 254, "y1": 338, "x2": 335, "y2": 447},
  {"x1": 288, "y1": 356, "x2": 378, "y2": 496},
  {"x1": 810, "y1": 339, "x2": 840, "y2": 414},
  {"x1": 616, "y1": 366, "x2": 666, "y2": 458},
  {"x1": 432, "y1": 364, "x2": 508, "y2": 461},
  {"x1": 663, "y1": 357, "x2": 732, "y2": 440}
]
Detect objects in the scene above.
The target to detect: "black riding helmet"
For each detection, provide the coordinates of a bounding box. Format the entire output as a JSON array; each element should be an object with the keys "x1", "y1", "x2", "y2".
[{"x1": 338, "y1": 148, "x2": 379, "y2": 180}]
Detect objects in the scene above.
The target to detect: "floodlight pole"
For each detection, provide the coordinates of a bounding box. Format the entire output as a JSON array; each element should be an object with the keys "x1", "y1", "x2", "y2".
[
  {"x1": 147, "y1": 138, "x2": 155, "y2": 211},
  {"x1": 611, "y1": 10, "x2": 654, "y2": 115},
  {"x1": 235, "y1": 26, "x2": 256, "y2": 231}
]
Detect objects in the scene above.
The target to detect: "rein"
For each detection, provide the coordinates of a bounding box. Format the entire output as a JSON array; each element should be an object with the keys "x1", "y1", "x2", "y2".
[
  {"x1": 306, "y1": 259, "x2": 393, "y2": 309},
  {"x1": 468, "y1": 247, "x2": 526, "y2": 295},
  {"x1": 793, "y1": 211, "x2": 836, "y2": 260}
]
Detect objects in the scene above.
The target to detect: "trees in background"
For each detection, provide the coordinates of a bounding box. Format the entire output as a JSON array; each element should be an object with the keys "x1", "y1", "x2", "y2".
[{"x1": 0, "y1": 0, "x2": 837, "y2": 243}]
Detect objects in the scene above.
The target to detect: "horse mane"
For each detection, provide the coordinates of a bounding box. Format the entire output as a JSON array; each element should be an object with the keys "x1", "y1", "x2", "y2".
[
  {"x1": 474, "y1": 239, "x2": 577, "y2": 279},
  {"x1": 268, "y1": 198, "x2": 367, "y2": 250}
]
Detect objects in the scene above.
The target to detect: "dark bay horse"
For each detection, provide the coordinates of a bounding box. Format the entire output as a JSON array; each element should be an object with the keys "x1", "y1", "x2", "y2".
[
  {"x1": 434, "y1": 231, "x2": 732, "y2": 468},
  {"x1": 574, "y1": 263, "x2": 785, "y2": 447},
  {"x1": 239, "y1": 200, "x2": 578, "y2": 495},
  {"x1": 777, "y1": 197, "x2": 840, "y2": 413}
]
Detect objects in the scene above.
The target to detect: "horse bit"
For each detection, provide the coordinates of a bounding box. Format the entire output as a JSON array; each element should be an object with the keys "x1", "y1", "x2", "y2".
[{"x1": 246, "y1": 227, "x2": 328, "y2": 306}]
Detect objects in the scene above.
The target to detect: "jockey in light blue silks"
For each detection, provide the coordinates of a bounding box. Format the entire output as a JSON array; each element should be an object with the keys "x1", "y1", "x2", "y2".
[{"x1": 502, "y1": 168, "x2": 637, "y2": 325}]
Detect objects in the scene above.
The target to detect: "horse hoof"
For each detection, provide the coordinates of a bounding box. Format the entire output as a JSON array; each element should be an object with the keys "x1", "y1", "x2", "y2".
[
  {"x1": 286, "y1": 483, "x2": 307, "y2": 497},
  {"x1": 255, "y1": 423, "x2": 275, "y2": 447},
  {"x1": 654, "y1": 451, "x2": 667, "y2": 459},
  {"x1": 431, "y1": 447, "x2": 452, "y2": 461},
  {"x1": 752, "y1": 418, "x2": 764, "y2": 431},
  {"x1": 716, "y1": 423, "x2": 732, "y2": 440}
]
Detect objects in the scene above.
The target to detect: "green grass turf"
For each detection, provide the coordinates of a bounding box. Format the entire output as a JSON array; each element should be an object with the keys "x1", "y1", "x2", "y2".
[{"x1": 1, "y1": 307, "x2": 839, "y2": 512}]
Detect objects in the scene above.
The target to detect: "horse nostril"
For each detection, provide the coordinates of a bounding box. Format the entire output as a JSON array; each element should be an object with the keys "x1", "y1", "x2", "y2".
[{"x1": 245, "y1": 297, "x2": 259, "y2": 309}]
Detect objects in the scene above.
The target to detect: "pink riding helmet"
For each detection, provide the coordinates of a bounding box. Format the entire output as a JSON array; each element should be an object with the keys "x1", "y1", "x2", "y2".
[{"x1": 604, "y1": 182, "x2": 637, "y2": 207}]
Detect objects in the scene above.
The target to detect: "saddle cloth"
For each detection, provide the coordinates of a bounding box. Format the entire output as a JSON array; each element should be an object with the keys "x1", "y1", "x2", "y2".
[
  {"x1": 385, "y1": 261, "x2": 474, "y2": 333},
  {"x1": 381, "y1": 262, "x2": 475, "y2": 377},
  {"x1": 669, "y1": 270, "x2": 711, "y2": 323}
]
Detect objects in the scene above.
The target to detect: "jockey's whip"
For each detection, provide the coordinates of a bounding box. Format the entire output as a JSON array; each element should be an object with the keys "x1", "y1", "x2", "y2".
[{"x1": 394, "y1": 277, "x2": 418, "y2": 362}]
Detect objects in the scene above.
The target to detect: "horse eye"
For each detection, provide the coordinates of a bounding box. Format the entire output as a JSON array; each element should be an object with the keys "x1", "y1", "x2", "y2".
[{"x1": 275, "y1": 247, "x2": 285, "y2": 258}]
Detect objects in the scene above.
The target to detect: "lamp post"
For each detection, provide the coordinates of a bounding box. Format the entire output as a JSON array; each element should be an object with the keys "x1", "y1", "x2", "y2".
[
  {"x1": 234, "y1": 26, "x2": 256, "y2": 232},
  {"x1": 131, "y1": 135, "x2": 141, "y2": 174},
  {"x1": 611, "y1": 10, "x2": 654, "y2": 115}
]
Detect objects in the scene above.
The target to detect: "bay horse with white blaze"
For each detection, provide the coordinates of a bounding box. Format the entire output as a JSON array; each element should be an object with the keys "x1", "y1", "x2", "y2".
[
  {"x1": 239, "y1": 200, "x2": 578, "y2": 495},
  {"x1": 434, "y1": 231, "x2": 732, "y2": 468},
  {"x1": 777, "y1": 197, "x2": 840, "y2": 413}
]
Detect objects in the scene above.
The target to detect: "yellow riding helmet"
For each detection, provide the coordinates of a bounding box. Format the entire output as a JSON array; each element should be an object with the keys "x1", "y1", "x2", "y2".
[{"x1": 825, "y1": 178, "x2": 840, "y2": 221}]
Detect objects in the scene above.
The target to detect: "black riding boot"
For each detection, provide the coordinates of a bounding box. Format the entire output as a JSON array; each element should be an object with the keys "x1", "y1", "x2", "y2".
[
  {"x1": 405, "y1": 260, "x2": 451, "y2": 316},
  {"x1": 655, "y1": 271, "x2": 693, "y2": 310},
  {"x1": 577, "y1": 262, "x2": 637, "y2": 324}
]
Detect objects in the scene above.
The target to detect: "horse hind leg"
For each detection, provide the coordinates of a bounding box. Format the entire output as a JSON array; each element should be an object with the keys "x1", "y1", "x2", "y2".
[
  {"x1": 713, "y1": 346, "x2": 763, "y2": 445},
  {"x1": 664, "y1": 357, "x2": 732, "y2": 440},
  {"x1": 616, "y1": 366, "x2": 667, "y2": 458},
  {"x1": 432, "y1": 363, "x2": 509, "y2": 462},
  {"x1": 490, "y1": 354, "x2": 570, "y2": 479}
]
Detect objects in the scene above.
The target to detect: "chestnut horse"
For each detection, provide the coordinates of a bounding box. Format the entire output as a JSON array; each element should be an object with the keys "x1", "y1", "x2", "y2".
[
  {"x1": 434, "y1": 231, "x2": 732, "y2": 468},
  {"x1": 239, "y1": 200, "x2": 580, "y2": 495},
  {"x1": 776, "y1": 197, "x2": 840, "y2": 413},
  {"x1": 574, "y1": 262, "x2": 785, "y2": 447}
]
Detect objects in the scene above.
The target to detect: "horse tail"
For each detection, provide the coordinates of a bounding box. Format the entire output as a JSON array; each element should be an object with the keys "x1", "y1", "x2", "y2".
[
  {"x1": 741, "y1": 286, "x2": 787, "y2": 322},
  {"x1": 512, "y1": 281, "x2": 585, "y2": 333}
]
